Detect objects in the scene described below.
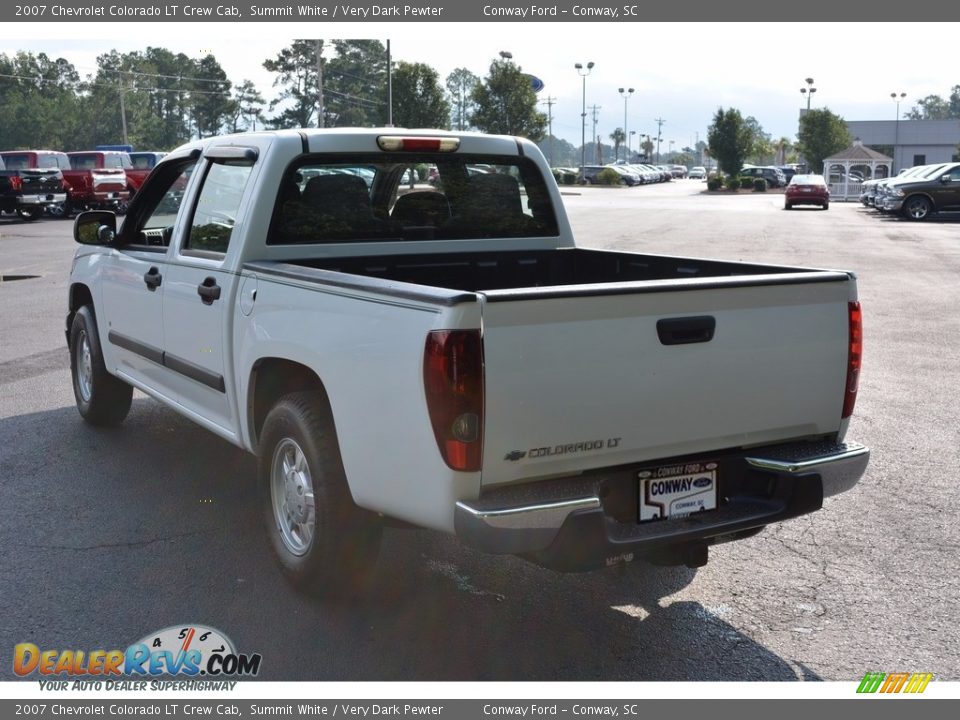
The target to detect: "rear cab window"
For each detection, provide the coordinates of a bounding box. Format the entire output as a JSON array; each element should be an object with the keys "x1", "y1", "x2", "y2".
[{"x1": 268, "y1": 153, "x2": 559, "y2": 245}]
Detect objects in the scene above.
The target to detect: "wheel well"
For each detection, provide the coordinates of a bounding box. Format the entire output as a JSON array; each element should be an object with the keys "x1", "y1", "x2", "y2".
[
  {"x1": 248, "y1": 358, "x2": 331, "y2": 451},
  {"x1": 67, "y1": 283, "x2": 94, "y2": 330},
  {"x1": 904, "y1": 192, "x2": 935, "y2": 207}
]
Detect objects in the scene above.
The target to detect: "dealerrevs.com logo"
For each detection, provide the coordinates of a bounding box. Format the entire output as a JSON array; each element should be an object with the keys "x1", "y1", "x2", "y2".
[{"x1": 14, "y1": 625, "x2": 261, "y2": 690}]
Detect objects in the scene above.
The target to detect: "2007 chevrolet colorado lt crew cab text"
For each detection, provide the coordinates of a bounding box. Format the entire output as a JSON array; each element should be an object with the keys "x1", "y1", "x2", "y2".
[{"x1": 66, "y1": 129, "x2": 869, "y2": 597}]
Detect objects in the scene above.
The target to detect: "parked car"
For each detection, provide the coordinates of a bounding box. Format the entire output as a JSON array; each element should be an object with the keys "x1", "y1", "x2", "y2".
[
  {"x1": 881, "y1": 162, "x2": 960, "y2": 220},
  {"x1": 740, "y1": 166, "x2": 787, "y2": 188},
  {"x1": 873, "y1": 164, "x2": 947, "y2": 212},
  {"x1": 0, "y1": 152, "x2": 68, "y2": 221},
  {"x1": 784, "y1": 174, "x2": 830, "y2": 210},
  {"x1": 688, "y1": 166, "x2": 707, "y2": 179},
  {"x1": 670, "y1": 165, "x2": 688, "y2": 179}
]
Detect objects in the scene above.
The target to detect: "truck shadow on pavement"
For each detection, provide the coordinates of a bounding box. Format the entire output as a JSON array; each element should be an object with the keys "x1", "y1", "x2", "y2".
[{"x1": 0, "y1": 398, "x2": 819, "y2": 682}]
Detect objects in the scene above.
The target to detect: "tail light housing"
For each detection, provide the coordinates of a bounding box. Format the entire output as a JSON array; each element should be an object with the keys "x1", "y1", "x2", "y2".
[
  {"x1": 10, "y1": 176, "x2": 22, "y2": 192},
  {"x1": 842, "y1": 302, "x2": 862, "y2": 418},
  {"x1": 423, "y1": 330, "x2": 484, "y2": 472}
]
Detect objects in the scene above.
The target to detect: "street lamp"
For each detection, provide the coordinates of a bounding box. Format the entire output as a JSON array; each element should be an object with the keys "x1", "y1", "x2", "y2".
[
  {"x1": 575, "y1": 62, "x2": 595, "y2": 178},
  {"x1": 499, "y1": 51, "x2": 513, "y2": 61},
  {"x1": 891, "y1": 91, "x2": 906, "y2": 173},
  {"x1": 629, "y1": 130, "x2": 636, "y2": 159},
  {"x1": 800, "y1": 77, "x2": 817, "y2": 111},
  {"x1": 618, "y1": 87, "x2": 634, "y2": 162}
]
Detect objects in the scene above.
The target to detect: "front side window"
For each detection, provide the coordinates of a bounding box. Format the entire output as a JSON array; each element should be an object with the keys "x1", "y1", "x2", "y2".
[
  {"x1": 268, "y1": 153, "x2": 558, "y2": 245},
  {"x1": 185, "y1": 161, "x2": 253, "y2": 255},
  {"x1": 125, "y1": 159, "x2": 198, "y2": 248}
]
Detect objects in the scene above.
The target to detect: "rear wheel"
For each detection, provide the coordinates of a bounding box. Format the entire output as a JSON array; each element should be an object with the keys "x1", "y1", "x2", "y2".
[
  {"x1": 69, "y1": 305, "x2": 133, "y2": 426},
  {"x1": 822, "y1": 201, "x2": 830, "y2": 210},
  {"x1": 260, "y1": 391, "x2": 382, "y2": 599},
  {"x1": 16, "y1": 207, "x2": 43, "y2": 221},
  {"x1": 784, "y1": 201, "x2": 792, "y2": 210},
  {"x1": 903, "y1": 196, "x2": 932, "y2": 220}
]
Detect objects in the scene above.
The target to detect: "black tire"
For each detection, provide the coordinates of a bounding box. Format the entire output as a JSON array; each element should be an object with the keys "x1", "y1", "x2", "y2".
[
  {"x1": 259, "y1": 391, "x2": 382, "y2": 599},
  {"x1": 784, "y1": 202, "x2": 792, "y2": 210},
  {"x1": 16, "y1": 207, "x2": 43, "y2": 221},
  {"x1": 69, "y1": 305, "x2": 133, "y2": 426},
  {"x1": 902, "y1": 196, "x2": 932, "y2": 221},
  {"x1": 822, "y1": 201, "x2": 829, "y2": 210}
]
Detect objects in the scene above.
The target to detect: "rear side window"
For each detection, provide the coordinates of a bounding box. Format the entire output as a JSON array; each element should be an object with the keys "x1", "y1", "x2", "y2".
[
  {"x1": 69, "y1": 154, "x2": 98, "y2": 170},
  {"x1": 268, "y1": 153, "x2": 558, "y2": 245}
]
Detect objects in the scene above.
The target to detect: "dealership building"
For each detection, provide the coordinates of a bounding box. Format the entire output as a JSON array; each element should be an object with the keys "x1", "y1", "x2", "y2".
[{"x1": 845, "y1": 119, "x2": 960, "y2": 172}]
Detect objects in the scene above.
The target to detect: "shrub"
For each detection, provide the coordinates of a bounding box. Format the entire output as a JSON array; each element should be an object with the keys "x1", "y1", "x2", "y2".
[
  {"x1": 707, "y1": 177, "x2": 723, "y2": 191},
  {"x1": 753, "y1": 178, "x2": 767, "y2": 192},
  {"x1": 597, "y1": 168, "x2": 623, "y2": 186},
  {"x1": 725, "y1": 176, "x2": 741, "y2": 191},
  {"x1": 562, "y1": 171, "x2": 578, "y2": 185},
  {"x1": 552, "y1": 168, "x2": 563, "y2": 184},
  {"x1": 415, "y1": 163, "x2": 429, "y2": 181}
]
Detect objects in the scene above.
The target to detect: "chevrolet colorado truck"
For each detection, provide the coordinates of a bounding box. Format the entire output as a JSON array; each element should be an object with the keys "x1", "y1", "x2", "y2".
[
  {"x1": 66, "y1": 129, "x2": 869, "y2": 598},
  {"x1": 0, "y1": 152, "x2": 68, "y2": 221}
]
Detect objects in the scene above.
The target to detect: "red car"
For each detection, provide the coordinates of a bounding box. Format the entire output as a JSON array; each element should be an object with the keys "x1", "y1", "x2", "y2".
[{"x1": 785, "y1": 174, "x2": 830, "y2": 210}]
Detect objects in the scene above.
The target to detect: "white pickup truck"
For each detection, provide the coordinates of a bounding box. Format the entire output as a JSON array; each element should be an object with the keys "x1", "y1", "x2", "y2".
[{"x1": 67, "y1": 129, "x2": 869, "y2": 597}]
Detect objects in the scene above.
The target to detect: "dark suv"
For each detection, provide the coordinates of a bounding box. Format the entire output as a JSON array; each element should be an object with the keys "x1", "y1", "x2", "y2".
[
  {"x1": 881, "y1": 162, "x2": 960, "y2": 220},
  {"x1": 740, "y1": 166, "x2": 787, "y2": 188}
]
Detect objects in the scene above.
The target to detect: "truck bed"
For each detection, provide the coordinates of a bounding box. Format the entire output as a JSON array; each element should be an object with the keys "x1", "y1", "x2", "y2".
[{"x1": 275, "y1": 247, "x2": 838, "y2": 295}]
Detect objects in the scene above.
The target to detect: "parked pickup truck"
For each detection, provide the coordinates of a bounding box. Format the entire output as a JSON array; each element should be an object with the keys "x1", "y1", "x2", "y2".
[
  {"x1": 63, "y1": 151, "x2": 131, "y2": 213},
  {"x1": 0, "y1": 152, "x2": 68, "y2": 221},
  {"x1": 880, "y1": 161, "x2": 960, "y2": 220},
  {"x1": 66, "y1": 129, "x2": 869, "y2": 598}
]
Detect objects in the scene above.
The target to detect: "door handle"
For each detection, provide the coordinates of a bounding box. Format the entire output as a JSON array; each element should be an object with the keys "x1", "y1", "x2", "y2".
[
  {"x1": 656, "y1": 316, "x2": 716, "y2": 345},
  {"x1": 143, "y1": 267, "x2": 162, "y2": 290},
  {"x1": 197, "y1": 277, "x2": 221, "y2": 305}
]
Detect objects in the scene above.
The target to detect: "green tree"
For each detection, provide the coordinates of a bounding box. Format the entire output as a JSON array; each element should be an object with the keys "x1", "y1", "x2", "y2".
[
  {"x1": 537, "y1": 134, "x2": 577, "y2": 166},
  {"x1": 905, "y1": 94, "x2": 950, "y2": 120},
  {"x1": 743, "y1": 116, "x2": 772, "y2": 164},
  {"x1": 391, "y1": 62, "x2": 449, "y2": 129},
  {"x1": 445, "y1": 67, "x2": 478, "y2": 131},
  {"x1": 188, "y1": 54, "x2": 232, "y2": 138},
  {"x1": 609, "y1": 127, "x2": 625, "y2": 161},
  {"x1": 325, "y1": 40, "x2": 387, "y2": 126},
  {"x1": 707, "y1": 107, "x2": 752, "y2": 176},
  {"x1": 640, "y1": 135, "x2": 654, "y2": 162},
  {"x1": 229, "y1": 79, "x2": 266, "y2": 132},
  {"x1": 797, "y1": 108, "x2": 850, "y2": 173},
  {"x1": 263, "y1": 39, "x2": 323, "y2": 128},
  {"x1": 469, "y1": 58, "x2": 546, "y2": 141}
]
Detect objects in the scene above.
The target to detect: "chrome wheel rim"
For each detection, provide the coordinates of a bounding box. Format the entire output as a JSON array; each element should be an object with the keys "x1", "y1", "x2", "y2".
[
  {"x1": 76, "y1": 330, "x2": 93, "y2": 402},
  {"x1": 270, "y1": 438, "x2": 315, "y2": 556}
]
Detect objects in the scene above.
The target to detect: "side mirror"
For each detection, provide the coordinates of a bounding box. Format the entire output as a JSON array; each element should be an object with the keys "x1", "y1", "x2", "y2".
[{"x1": 74, "y1": 211, "x2": 117, "y2": 245}]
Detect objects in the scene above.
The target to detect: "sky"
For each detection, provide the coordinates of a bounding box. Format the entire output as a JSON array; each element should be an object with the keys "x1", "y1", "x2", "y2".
[{"x1": 5, "y1": 22, "x2": 958, "y2": 152}]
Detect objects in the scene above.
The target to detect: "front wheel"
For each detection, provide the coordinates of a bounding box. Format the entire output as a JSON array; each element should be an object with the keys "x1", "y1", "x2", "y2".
[
  {"x1": 784, "y1": 202, "x2": 792, "y2": 210},
  {"x1": 69, "y1": 305, "x2": 133, "y2": 426},
  {"x1": 902, "y1": 196, "x2": 932, "y2": 220},
  {"x1": 259, "y1": 392, "x2": 382, "y2": 599},
  {"x1": 822, "y1": 201, "x2": 829, "y2": 210}
]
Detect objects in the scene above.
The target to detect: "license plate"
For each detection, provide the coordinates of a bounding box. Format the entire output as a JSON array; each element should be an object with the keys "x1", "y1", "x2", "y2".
[
  {"x1": 801, "y1": 188, "x2": 812, "y2": 192},
  {"x1": 108, "y1": 192, "x2": 118, "y2": 199},
  {"x1": 638, "y1": 461, "x2": 718, "y2": 521}
]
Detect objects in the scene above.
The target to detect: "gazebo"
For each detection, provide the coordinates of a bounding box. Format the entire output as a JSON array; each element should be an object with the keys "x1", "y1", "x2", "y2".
[{"x1": 822, "y1": 140, "x2": 893, "y2": 201}]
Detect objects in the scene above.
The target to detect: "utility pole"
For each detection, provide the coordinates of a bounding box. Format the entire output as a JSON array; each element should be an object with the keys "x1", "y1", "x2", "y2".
[
  {"x1": 590, "y1": 105, "x2": 601, "y2": 164},
  {"x1": 118, "y1": 72, "x2": 129, "y2": 146},
  {"x1": 654, "y1": 116, "x2": 665, "y2": 164},
  {"x1": 386, "y1": 39, "x2": 393, "y2": 126},
  {"x1": 541, "y1": 96, "x2": 556, "y2": 166},
  {"x1": 315, "y1": 39, "x2": 324, "y2": 128}
]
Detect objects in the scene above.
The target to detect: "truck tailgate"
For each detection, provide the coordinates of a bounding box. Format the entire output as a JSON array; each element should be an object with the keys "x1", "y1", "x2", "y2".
[{"x1": 479, "y1": 274, "x2": 852, "y2": 486}]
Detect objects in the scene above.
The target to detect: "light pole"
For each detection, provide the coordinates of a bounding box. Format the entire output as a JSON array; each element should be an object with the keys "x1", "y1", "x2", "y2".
[
  {"x1": 800, "y1": 77, "x2": 817, "y2": 111},
  {"x1": 575, "y1": 62, "x2": 594, "y2": 177},
  {"x1": 891, "y1": 91, "x2": 906, "y2": 173},
  {"x1": 629, "y1": 130, "x2": 636, "y2": 160},
  {"x1": 618, "y1": 87, "x2": 634, "y2": 162}
]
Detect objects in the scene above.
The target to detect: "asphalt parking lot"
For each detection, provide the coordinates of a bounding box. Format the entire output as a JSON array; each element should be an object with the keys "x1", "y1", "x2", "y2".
[{"x1": 1, "y1": 181, "x2": 958, "y2": 682}]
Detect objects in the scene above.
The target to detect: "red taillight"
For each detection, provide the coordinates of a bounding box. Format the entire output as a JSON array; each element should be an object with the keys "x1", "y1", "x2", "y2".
[
  {"x1": 423, "y1": 329, "x2": 484, "y2": 472},
  {"x1": 10, "y1": 176, "x2": 22, "y2": 191},
  {"x1": 842, "y1": 301, "x2": 862, "y2": 419},
  {"x1": 377, "y1": 136, "x2": 460, "y2": 152}
]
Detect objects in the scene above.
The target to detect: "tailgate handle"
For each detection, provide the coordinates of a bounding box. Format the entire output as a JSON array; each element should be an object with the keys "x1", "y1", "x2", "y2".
[{"x1": 657, "y1": 316, "x2": 716, "y2": 345}]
